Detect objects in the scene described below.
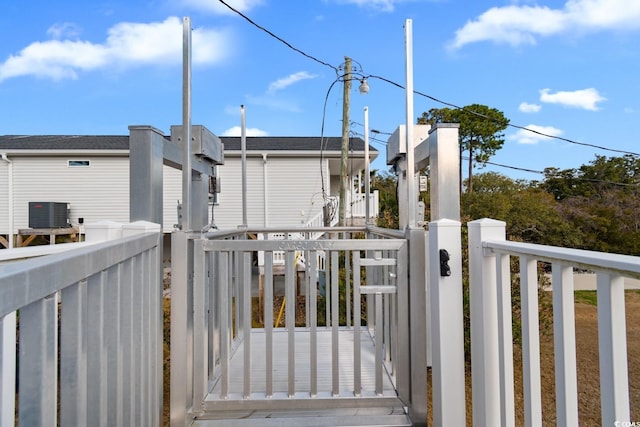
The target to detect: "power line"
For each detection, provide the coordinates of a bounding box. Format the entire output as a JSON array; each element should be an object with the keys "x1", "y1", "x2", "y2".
[
  {"x1": 216, "y1": 0, "x2": 338, "y2": 72},
  {"x1": 218, "y1": 0, "x2": 640, "y2": 158},
  {"x1": 463, "y1": 157, "x2": 640, "y2": 187}
]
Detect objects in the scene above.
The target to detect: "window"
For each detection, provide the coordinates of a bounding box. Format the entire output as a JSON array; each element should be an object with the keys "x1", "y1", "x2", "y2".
[{"x1": 68, "y1": 160, "x2": 90, "y2": 167}]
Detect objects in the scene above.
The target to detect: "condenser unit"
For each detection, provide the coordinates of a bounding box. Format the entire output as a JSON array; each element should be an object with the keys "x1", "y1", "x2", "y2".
[{"x1": 28, "y1": 202, "x2": 70, "y2": 228}]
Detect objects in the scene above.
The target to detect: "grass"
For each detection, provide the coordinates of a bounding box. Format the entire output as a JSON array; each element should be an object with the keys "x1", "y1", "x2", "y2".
[{"x1": 574, "y1": 290, "x2": 598, "y2": 305}]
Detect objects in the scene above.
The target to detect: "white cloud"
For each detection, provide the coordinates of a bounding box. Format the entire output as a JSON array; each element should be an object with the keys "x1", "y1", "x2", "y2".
[
  {"x1": 334, "y1": 0, "x2": 426, "y2": 13},
  {"x1": 539, "y1": 88, "x2": 606, "y2": 111},
  {"x1": 245, "y1": 94, "x2": 302, "y2": 113},
  {"x1": 511, "y1": 124, "x2": 563, "y2": 144},
  {"x1": 267, "y1": 71, "x2": 318, "y2": 94},
  {"x1": 179, "y1": 0, "x2": 264, "y2": 14},
  {"x1": 47, "y1": 23, "x2": 82, "y2": 40},
  {"x1": 0, "y1": 17, "x2": 231, "y2": 83},
  {"x1": 519, "y1": 102, "x2": 541, "y2": 113},
  {"x1": 450, "y1": 0, "x2": 640, "y2": 49},
  {"x1": 221, "y1": 126, "x2": 269, "y2": 136}
]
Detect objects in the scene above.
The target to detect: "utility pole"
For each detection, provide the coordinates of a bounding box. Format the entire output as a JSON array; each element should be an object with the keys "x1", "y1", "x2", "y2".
[{"x1": 339, "y1": 56, "x2": 352, "y2": 226}]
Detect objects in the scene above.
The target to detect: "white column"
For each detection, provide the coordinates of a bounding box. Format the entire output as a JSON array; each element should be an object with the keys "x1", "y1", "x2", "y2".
[
  {"x1": 468, "y1": 219, "x2": 514, "y2": 426},
  {"x1": 429, "y1": 219, "x2": 465, "y2": 426}
]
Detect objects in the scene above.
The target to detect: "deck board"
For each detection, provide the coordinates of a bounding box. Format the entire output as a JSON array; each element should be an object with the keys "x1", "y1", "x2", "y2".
[{"x1": 207, "y1": 328, "x2": 397, "y2": 400}]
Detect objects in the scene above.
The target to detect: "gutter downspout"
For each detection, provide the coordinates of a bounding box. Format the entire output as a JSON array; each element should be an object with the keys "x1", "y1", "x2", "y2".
[
  {"x1": 0, "y1": 153, "x2": 13, "y2": 249},
  {"x1": 0, "y1": 153, "x2": 15, "y2": 427},
  {"x1": 262, "y1": 153, "x2": 268, "y2": 227}
]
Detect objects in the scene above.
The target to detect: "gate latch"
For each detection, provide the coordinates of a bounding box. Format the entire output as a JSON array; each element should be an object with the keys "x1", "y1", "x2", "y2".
[{"x1": 439, "y1": 249, "x2": 451, "y2": 277}]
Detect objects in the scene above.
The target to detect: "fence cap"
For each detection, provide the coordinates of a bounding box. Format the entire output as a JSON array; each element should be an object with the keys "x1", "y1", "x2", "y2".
[
  {"x1": 84, "y1": 220, "x2": 124, "y2": 229},
  {"x1": 122, "y1": 221, "x2": 161, "y2": 233}
]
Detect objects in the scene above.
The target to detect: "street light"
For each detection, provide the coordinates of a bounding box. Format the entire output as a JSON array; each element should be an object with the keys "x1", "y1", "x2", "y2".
[{"x1": 359, "y1": 78, "x2": 369, "y2": 94}]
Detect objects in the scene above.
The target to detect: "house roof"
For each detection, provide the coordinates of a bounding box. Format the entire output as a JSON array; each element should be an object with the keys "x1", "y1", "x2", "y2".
[
  {"x1": 0, "y1": 134, "x2": 377, "y2": 153},
  {"x1": 0, "y1": 135, "x2": 130, "y2": 150}
]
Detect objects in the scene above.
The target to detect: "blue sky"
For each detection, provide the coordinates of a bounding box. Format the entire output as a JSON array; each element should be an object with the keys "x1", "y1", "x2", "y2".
[{"x1": 1, "y1": 0, "x2": 639, "y2": 180}]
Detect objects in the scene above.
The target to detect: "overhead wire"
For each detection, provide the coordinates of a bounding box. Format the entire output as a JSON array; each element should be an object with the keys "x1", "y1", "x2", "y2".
[
  {"x1": 217, "y1": 0, "x2": 639, "y2": 160},
  {"x1": 461, "y1": 157, "x2": 640, "y2": 187}
]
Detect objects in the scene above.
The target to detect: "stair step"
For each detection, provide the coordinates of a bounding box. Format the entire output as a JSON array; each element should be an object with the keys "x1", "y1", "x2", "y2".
[{"x1": 193, "y1": 413, "x2": 412, "y2": 427}]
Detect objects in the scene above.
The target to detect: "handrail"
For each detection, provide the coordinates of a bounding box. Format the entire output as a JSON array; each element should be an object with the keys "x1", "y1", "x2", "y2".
[
  {"x1": 0, "y1": 232, "x2": 160, "y2": 318},
  {"x1": 469, "y1": 218, "x2": 635, "y2": 426},
  {"x1": 0, "y1": 229, "x2": 163, "y2": 427},
  {"x1": 484, "y1": 239, "x2": 640, "y2": 279}
]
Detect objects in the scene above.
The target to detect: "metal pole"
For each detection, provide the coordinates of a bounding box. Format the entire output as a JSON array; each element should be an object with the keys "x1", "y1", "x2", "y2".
[
  {"x1": 364, "y1": 107, "x2": 370, "y2": 225},
  {"x1": 181, "y1": 17, "x2": 193, "y2": 231},
  {"x1": 241, "y1": 105, "x2": 248, "y2": 227},
  {"x1": 339, "y1": 57, "x2": 352, "y2": 227},
  {"x1": 404, "y1": 19, "x2": 416, "y2": 227}
]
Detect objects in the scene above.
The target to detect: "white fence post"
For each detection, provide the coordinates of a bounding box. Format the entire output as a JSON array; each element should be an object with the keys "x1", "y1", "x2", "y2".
[
  {"x1": 429, "y1": 219, "x2": 465, "y2": 426},
  {"x1": 468, "y1": 218, "x2": 514, "y2": 426}
]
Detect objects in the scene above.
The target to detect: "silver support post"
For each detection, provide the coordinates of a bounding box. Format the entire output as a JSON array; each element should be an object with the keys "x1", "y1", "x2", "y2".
[
  {"x1": 182, "y1": 17, "x2": 192, "y2": 232},
  {"x1": 404, "y1": 19, "x2": 416, "y2": 228},
  {"x1": 429, "y1": 124, "x2": 461, "y2": 221},
  {"x1": 407, "y1": 227, "x2": 428, "y2": 425},
  {"x1": 241, "y1": 105, "x2": 248, "y2": 228},
  {"x1": 364, "y1": 107, "x2": 371, "y2": 225}
]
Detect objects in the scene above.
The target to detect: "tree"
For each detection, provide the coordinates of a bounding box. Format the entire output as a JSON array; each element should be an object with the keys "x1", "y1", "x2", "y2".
[
  {"x1": 418, "y1": 104, "x2": 509, "y2": 194},
  {"x1": 370, "y1": 169, "x2": 399, "y2": 229},
  {"x1": 541, "y1": 155, "x2": 640, "y2": 255}
]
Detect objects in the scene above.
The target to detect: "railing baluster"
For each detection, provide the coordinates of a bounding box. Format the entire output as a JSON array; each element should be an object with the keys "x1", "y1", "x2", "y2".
[
  {"x1": 375, "y1": 292, "x2": 383, "y2": 395},
  {"x1": 346, "y1": 240, "x2": 351, "y2": 328},
  {"x1": 132, "y1": 255, "x2": 144, "y2": 426},
  {"x1": 87, "y1": 272, "x2": 107, "y2": 427},
  {"x1": 105, "y1": 265, "x2": 123, "y2": 427},
  {"x1": 19, "y1": 295, "x2": 58, "y2": 427},
  {"x1": 265, "y1": 251, "x2": 274, "y2": 398},
  {"x1": 331, "y1": 250, "x2": 340, "y2": 396},
  {"x1": 496, "y1": 253, "x2": 514, "y2": 426},
  {"x1": 121, "y1": 258, "x2": 134, "y2": 426},
  {"x1": 353, "y1": 250, "x2": 362, "y2": 396},
  {"x1": 192, "y1": 240, "x2": 207, "y2": 412},
  {"x1": 140, "y1": 253, "x2": 150, "y2": 426},
  {"x1": 242, "y1": 251, "x2": 252, "y2": 399},
  {"x1": 60, "y1": 282, "x2": 87, "y2": 427},
  {"x1": 520, "y1": 256, "x2": 542, "y2": 427},
  {"x1": 383, "y1": 251, "x2": 391, "y2": 364},
  {"x1": 552, "y1": 263, "x2": 579, "y2": 426},
  {"x1": 309, "y1": 250, "x2": 318, "y2": 397},
  {"x1": 597, "y1": 272, "x2": 630, "y2": 424},
  {"x1": 219, "y1": 251, "x2": 230, "y2": 399},
  {"x1": 285, "y1": 250, "x2": 296, "y2": 397}
]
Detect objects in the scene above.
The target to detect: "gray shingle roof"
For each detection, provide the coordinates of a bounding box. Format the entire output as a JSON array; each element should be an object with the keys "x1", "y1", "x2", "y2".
[
  {"x1": 0, "y1": 135, "x2": 130, "y2": 150},
  {"x1": 0, "y1": 135, "x2": 377, "y2": 153}
]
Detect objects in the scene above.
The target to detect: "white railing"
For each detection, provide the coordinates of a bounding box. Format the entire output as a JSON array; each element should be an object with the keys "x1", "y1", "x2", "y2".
[
  {"x1": 0, "y1": 223, "x2": 163, "y2": 427},
  {"x1": 349, "y1": 191, "x2": 379, "y2": 219},
  {"x1": 469, "y1": 218, "x2": 636, "y2": 427},
  {"x1": 168, "y1": 226, "x2": 432, "y2": 425}
]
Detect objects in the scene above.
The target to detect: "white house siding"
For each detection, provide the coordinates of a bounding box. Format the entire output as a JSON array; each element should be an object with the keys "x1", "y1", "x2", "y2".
[
  {"x1": 0, "y1": 161, "x2": 7, "y2": 233},
  {"x1": 263, "y1": 157, "x2": 326, "y2": 228},
  {"x1": 11, "y1": 156, "x2": 130, "y2": 231},
  {"x1": 215, "y1": 156, "x2": 266, "y2": 229},
  {"x1": 163, "y1": 165, "x2": 182, "y2": 232}
]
